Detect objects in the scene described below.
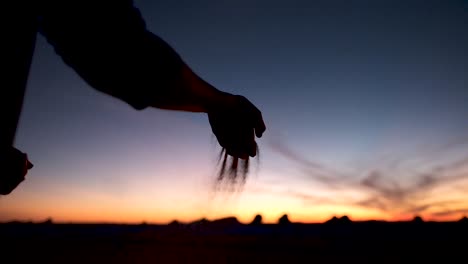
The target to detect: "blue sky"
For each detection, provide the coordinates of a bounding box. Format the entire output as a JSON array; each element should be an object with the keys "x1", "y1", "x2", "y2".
[{"x1": 2, "y1": 0, "x2": 467, "y2": 223}]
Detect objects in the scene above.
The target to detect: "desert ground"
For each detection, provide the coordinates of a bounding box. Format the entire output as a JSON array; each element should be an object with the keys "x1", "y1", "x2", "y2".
[{"x1": 1, "y1": 216, "x2": 467, "y2": 264}]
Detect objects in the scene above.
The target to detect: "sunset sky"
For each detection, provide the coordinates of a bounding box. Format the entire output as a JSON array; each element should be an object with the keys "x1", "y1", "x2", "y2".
[{"x1": 1, "y1": 0, "x2": 468, "y2": 224}]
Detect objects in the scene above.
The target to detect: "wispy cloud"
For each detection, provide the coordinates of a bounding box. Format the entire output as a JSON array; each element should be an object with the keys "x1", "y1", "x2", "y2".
[
  {"x1": 267, "y1": 138, "x2": 350, "y2": 187},
  {"x1": 430, "y1": 209, "x2": 468, "y2": 218},
  {"x1": 266, "y1": 136, "x2": 468, "y2": 219},
  {"x1": 283, "y1": 189, "x2": 346, "y2": 206}
]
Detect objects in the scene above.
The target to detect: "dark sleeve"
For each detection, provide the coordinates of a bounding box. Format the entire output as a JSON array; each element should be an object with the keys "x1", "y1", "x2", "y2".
[{"x1": 38, "y1": 0, "x2": 184, "y2": 110}]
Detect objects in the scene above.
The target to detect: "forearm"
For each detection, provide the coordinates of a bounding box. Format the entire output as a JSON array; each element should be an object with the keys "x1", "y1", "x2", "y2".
[
  {"x1": 150, "y1": 63, "x2": 231, "y2": 113},
  {"x1": 38, "y1": 0, "x2": 228, "y2": 113}
]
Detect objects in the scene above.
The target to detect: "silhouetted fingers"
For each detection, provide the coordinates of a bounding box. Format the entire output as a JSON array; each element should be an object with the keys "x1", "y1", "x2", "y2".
[
  {"x1": 27, "y1": 159, "x2": 33, "y2": 170},
  {"x1": 237, "y1": 95, "x2": 266, "y2": 138},
  {"x1": 208, "y1": 94, "x2": 263, "y2": 160},
  {"x1": 248, "y1": 103, "x2": 266, "y2": 138},
  {"x1": 254, "y1": 114, "x2": 266, "y2": 138},
  {"x1": 223, "y1": 128, "x2": 256, "y2": 160}
]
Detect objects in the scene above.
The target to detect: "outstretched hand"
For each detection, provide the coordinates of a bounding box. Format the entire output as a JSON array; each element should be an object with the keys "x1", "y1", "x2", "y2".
[
  {"x1": 149, "y1": 62, "x2": 266, "y2": 184},
  {"x1": 208, "y1": 94, "x2": 266, "y2": 161}
]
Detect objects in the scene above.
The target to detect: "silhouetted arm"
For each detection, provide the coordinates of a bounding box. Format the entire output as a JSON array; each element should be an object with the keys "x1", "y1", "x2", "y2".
[
  {"x1": 1, "y1": 0, "x2": 265, "y2": 195},
  {"x1": 38, "y1": 0, "x2": 226, "y2": 112},
  {"x1": 39, "y1": 0, "x2": 266, "y2": 166}
]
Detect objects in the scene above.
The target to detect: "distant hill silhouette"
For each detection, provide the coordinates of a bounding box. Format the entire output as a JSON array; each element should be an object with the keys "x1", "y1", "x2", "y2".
[
  {"x1": 325, "y1": 216, "x2": 352, "y2": 225},
  {"x1": 411, "y1": 216, "x2": 424, "y2": 224},
  {"x1": 211, "y1": 217, "x2": 241, "y2": 227},
  {"x1": 458, "y1": 216, "x2": 468, "y2": 224},
  {"x1": 190, "y1": 218, "x2": 209, "y2": 225},
  {"x1": 168, "y1": 220, "x2": 181, "y2": 226},
  {"x1": 250, "y1": 214, "x2": 262, "y2": 225},
  {"x1": 183, "y1": 217, "x2": 242, "y2": 234},
  {"x1": 278, "y1": 214, "x2": 291, "y2": 225},
  {"x1": 41, "y1": 218, "x2": 53, "y2": 225}
]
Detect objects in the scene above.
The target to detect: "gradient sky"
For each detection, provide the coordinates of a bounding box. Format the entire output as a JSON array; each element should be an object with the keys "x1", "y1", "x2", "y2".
[{"x1": 1, "y1": 0, "x2": 468, "y2": 223}]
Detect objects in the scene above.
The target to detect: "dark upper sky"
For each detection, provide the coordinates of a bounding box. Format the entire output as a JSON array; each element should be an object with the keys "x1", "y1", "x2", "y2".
[{"x1": 2, "y1": 0, "x2": 467, "y2": 223}]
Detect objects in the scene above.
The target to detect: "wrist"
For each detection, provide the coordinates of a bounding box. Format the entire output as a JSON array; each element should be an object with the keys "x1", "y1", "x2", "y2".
[
  {"x1": 181, "y1": 65, "x2": 234, "y2": 113},
  {"x1": 203, "y1": 90, "x2": 238, "y2": 114}
]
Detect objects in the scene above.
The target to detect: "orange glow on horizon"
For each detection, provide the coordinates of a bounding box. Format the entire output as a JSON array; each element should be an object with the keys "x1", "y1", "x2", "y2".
[
  {"x1": 2, "y1": 193, "x2": 466, "y2": 224},
  {"x1": 2, "y1": 163, "x2": 467, "y2": 224}
]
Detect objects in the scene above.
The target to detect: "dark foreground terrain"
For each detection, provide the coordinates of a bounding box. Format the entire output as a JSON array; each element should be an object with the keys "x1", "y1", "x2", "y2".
[{"x1": 1, "y1": 217, "x2": 467, "y2": 264}]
